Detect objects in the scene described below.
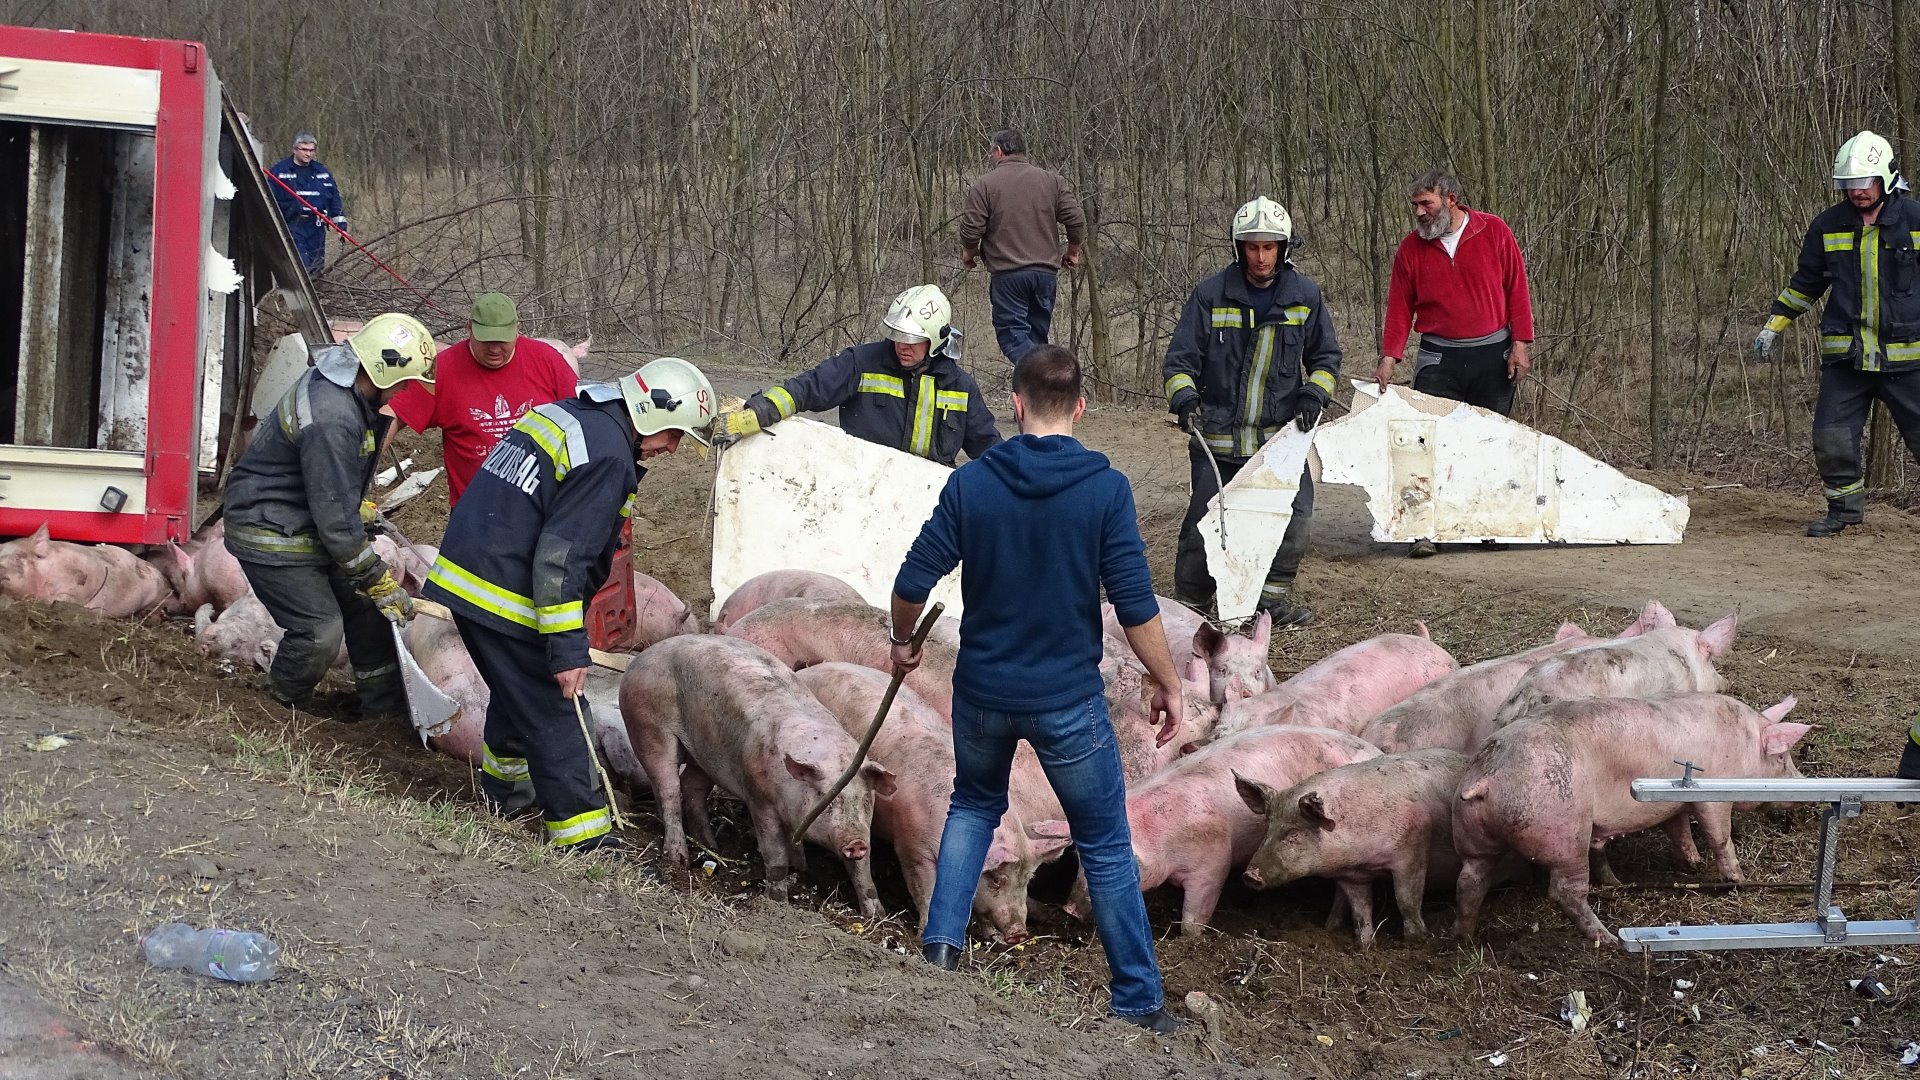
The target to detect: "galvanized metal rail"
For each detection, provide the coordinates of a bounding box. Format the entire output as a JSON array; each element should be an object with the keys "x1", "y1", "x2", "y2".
[{"x1": 1617, "y1": 769, "x2": 1920, "y2": 953}]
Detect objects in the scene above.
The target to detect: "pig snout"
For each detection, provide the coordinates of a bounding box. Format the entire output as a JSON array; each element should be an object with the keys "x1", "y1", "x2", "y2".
[
  {"x1": 1242, "y1": 865, "x2": 1265, "y2": 887},
  {"x1": 840, "y1": 839, "x2": 869, "y2": 861}
]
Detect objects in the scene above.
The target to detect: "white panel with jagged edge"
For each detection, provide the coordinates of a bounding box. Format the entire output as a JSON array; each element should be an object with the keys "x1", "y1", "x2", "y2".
[{"x1": 1198, "y1": 424, "x2": 1316, "y2": 622}]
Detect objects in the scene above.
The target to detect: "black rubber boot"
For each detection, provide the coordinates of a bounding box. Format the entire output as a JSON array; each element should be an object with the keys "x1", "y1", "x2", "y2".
[
  {"x1": 1113, "y1": 1008, "x2": 1182, "y2": 1036},
  {"x1": 921, "y1": 942, "x2": 961, "y2": 971},
  {"x1": 1806, "y1": 513, "x2": 1856, "y2": 537},
  {"x1": 1257, "y1": 600, "x2": 1313, "y2": 631}
]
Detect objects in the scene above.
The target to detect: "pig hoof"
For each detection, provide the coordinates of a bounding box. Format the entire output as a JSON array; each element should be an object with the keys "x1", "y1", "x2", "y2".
[{"x1": 1403, "y1": 922, "x2": 1428, "y2": 941}]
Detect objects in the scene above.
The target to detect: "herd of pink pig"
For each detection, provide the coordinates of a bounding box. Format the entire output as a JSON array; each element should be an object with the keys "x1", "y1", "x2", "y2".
[{"x1": 0, "y1": 519, "x2": 1815, "y2": 948}]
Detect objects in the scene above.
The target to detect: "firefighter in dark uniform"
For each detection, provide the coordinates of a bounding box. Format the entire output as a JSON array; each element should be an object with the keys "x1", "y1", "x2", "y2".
[
  {"x1": 425, "y1": 357, "x2": 718, "y2": 852},
  {"x1": 714, "y1": 284, "x2": 1002, "y2": 466},
  {"x1": 224, "y1": 313, "x2": 437, "y2": 717},
  {"x1": 1163, "y1": 197, "x2": 1341, "y2": 629},
  {"x1": 1754, "y1": 130, "x2": 1920, "y2": 537}
]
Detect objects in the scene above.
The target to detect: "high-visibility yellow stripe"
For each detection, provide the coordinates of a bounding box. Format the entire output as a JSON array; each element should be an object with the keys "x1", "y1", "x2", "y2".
[
  {"x1": 536, "y1": 600, "x2": 585, "y2": 633},
  {"x1": 1822, "y1": 335, "x2": 1854, "y2": 355},
  {"x1": 1307, "y1": 370, "x2": 1336, "y2": 395},
  {"x1": 517, "y1": 410, "x2": 574, "y2": 480},
  {"x1": 1282, "y1": 305, "x2": 1311, "y2": 326},
  {"x1": 910, "y1": 375, "x2": 935, "y2": 458},
  {"x1": 482, "y1": 744, "x2": 530, "y2": 782},
  {"x1": 934, "y1": 390, "x2": 969, "y2": 412},
  {"x1": 228, "y1": 525, "x2": 321, "y2": 553},
  {"x1": 1765, "y1": 314, "x2": 1793, "y2": 334},
  {"x1": 428, "y1": 555, "x2": 538, "y2": 629},
  {"x1": 1243, "y1": 325, "x2": 1276, "y2": 456},
  {"x1": 858, "y1": 373, "x2": 905, "y2": 398},
  {"x1": 1862, "y1": 225, "x2": 1882, "y2": 371},
  {"x1": 619, "y1": 493, "x2": 635, "y2": 519},
  {"x1": 1776, "y1": 287, "x2": 1814, "y2": 313},
  {"x1": 1209, "y1": 308, "x2": 1245, "y2": 328},
  {"x1": 1165, "y1": 372, "x2": 1196, "y2": 403},
  {"x1": 352, "y1": 662, "x2": 398, "y2": 681},
  {"x1": 1889, "y1": 341, "x2": 1920, "y2": 363},
  {"x1": 767, "y1": 386, "x2": 798, "y2": 419},
  {"x1": 547, "y1": 806, "x2": 612, "y2": 845},
  {"x1": 1823, "y1": 232, "x2": 1856, "y2": 252},
  {"x1": 1824, "y1": 479, "x2": 1865, "y2": 499},
  {"x1": 361, "y1": 431, "x2": 375, "y2": 452}
]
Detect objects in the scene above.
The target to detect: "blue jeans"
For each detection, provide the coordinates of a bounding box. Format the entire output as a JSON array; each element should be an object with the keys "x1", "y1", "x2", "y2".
[
  {"x1": 988, "y1": 268, "x2": 1057, "y2": 364},
  {"x1": 923, "y1": 691, "x2": 1165, "y2": 1017}
]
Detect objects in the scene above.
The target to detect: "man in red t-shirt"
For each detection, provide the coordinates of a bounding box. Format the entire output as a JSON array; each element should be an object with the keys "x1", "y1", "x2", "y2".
[
  {"x1": 387, "y1": 292, "x2": 578, "y2": 506},
  {"x1": 1374, "y1": 170, "x2": 1535, "y2": 417}
]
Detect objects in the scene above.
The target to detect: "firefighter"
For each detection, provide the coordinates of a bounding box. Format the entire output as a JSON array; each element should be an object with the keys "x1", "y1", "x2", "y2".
[
  {"x1": 714, "y1": 284, "x2": 1002, "y2": 466},
  {"x1": 1162, "y1": 197, "x2": 1341, "y2": 629},
  {"x1": 1754, "y1": 130, "x2": 1920, "y2": 537},
  {"x1": 425, "y1": 357, "x2": 718, "y2": 852},
  {"x1": 224, "y1": 313, "x2": 437, "y2": 718}
]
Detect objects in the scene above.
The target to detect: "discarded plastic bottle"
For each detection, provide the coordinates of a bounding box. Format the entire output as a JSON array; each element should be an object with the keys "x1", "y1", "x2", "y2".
[{"x1": 141, "y1": 922, "x2": 280, "y2": 983}]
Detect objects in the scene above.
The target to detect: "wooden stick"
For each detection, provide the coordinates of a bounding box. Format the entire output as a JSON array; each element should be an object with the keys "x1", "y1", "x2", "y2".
[
  {"x1": 573, "y1": 694, "x2": 628, "y2": 831},
  {"x1": 789, "y1": 602, "x2": 943, "y2": 845}
]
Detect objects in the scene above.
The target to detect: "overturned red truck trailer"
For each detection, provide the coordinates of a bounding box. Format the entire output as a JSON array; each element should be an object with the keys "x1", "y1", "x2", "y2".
[{"x1": 0, "y1": 24, "x2": 325, "y2": 545}]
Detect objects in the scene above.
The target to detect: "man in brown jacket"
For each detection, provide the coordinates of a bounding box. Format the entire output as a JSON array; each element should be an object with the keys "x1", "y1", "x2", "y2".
[{"x1": 959, "y1": 128, "x2": 1087, "y2": 364}]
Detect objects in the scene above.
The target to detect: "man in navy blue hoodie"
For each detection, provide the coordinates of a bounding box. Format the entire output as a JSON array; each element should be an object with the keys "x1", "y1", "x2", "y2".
[{"x1": 890, "y1": 344, "x2": 1186, "y2": 1036}]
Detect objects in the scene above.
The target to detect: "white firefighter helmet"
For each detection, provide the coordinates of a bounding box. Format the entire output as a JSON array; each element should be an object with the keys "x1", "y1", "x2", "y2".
[
  {"x1": 617, "y1": 357, "x2": 717, "y2": 447},
  {"x1": 882, "y1": 284, "x2": 953, "y2": 355},
  {"x1": 1833, "y1": 130, "x2": 1898, "y2": 191},
  {"x1": 346, "y1": 313, "x2": 438, "y2": 389},
  {"x1": 1231, "y1": 196, "x2": 1293, "y2": 244}
]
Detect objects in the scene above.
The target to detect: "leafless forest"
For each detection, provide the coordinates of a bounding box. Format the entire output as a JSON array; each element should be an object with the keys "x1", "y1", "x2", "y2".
[{"x1": 12, "y1": 0, "x2": 1918, "y2": 487}]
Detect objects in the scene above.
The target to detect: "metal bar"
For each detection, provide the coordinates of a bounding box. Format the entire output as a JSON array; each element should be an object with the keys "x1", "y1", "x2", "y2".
[
  {"x1": 1620, "y1": 920, "x2": 1920, "y2": 953},
  {"x1": 1813, "y1": 804, "x2": 1843, "y2": 917},
  {"x1": 1631, "y1": 777, "x2": 1920, "y2": 803}
]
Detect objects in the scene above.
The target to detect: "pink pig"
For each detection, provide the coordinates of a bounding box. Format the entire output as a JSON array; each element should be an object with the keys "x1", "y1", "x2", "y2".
[
  {"x1": 0, "y1": 524, "x2": 175, "y2": 620},
  {"x1": 1453, "y1": 692, "x2": 1809, "y2": 944},
  {"x1": 1057, "y1": 724, "x2": 1381, "y2": 935},
  {"x1": 1212, "y1": 625, "x2": 1458, "y2": 740},
  {"x1": 535, "y1": 336, "x2": 591, "y2": 375},
  {"x1": 1103, "y1": 596, "x2": 1275, "y2": 704},
  {"x1": 621, "y1": 635, "x2": 897, "y2": 917},
  {"x1": 714, "y1": 570, "x2": 865, "y2": 634},
  {"x1": 726, "y1": 596, "x2": 958, "y2": 717},
  {"x1": 1487, "y1": 611, "x2": 1739, "y2": 734}
]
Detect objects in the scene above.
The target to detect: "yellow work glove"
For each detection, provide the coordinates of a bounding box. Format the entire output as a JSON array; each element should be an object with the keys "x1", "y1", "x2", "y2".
[
  {"x1": 363, "y1": 571, "x2": 413, "y2": 625},
  {"x1": 718, "y1": 409, "x2": 762, "y2": 440}
]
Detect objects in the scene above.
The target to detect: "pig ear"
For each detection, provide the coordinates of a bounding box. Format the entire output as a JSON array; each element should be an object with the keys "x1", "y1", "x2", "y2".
[
  {"x1": 169, "y1": 541, "x2": 193, "y2": 572},
  {"x1": 1761, "y1": 695, "x2": 1798, "y2": 724},
  {"x1": 1232, "y1": 770, "x2": 1274, "y2": 816},
  {"x1": 783, "y1": 753, "x2": 824, "y2": 783},
  {"x1": 27, "y1": 523, "x2": 49, "y2": 556},
  {"x1": 1030, "y1": 836, "x2": 1072, "y2": 862},
  {"x1": 861, "y1": 761, "x2": 897, "y2": 799},
  {"x1": 1250, "y1": 611, "x2": 1272, "y2": 651},
  {"x1": 983, "y1": 840, "x2": 1017, "y2": 871},
  {"x1": 1299, "y1": 790, "x2": 1336, "y2": 828},
  {"x1": 1025, "y1": 819, "x2": 1072, "y2": 842},
  {"x1": 1697, "y1": 613, "x2": 1738, "y2": 658},
  {"x1": 1412, "y1": 620, "x2": 1431, "y2": 640},
  {"x1": 1184, "y1": 655, "x2": 1208, "y2": 688},
  {"x1": 1193, "y1": 620, "x2": 1225, "y2": 659},
  {"x1": 1762, "y1": 721, "x2": 1812, "y2": 756},
  {"x1": 1555, "y1": 621, "x2": 1586, "y2": 642}
]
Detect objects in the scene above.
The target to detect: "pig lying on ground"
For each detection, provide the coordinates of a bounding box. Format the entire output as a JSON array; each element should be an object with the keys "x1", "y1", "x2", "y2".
[
  {"x1": 1453, "y1": 693, "x2": 1808, "y2": 944},
  {"x1": 622, "y1": 635, "x2": 896, "y2": 918},
  {"x1": 1058, "y1": 725, "x2": 1381, "y2": 936},
  {"x1": 1488, "y1": 610, "x2": 1738, "y2": 732},
  {"x1": 193, "y1": 597, "x2": 282, "y2": 671},
  {"x1": 1211, "y1": 625, "x2": 1457, "y2": 740},
  {"x1": 0, "y1": 524, "x2": 176, "y2": 619},
  {"x1": 727, "y1": 596, "x2": 958, "y2": 716},
  {"x1": 1237, "y1": 748, "x2": 1471, "y2": 946},
  {"x1": 1103, "y1": 597, "x2": 1275, "y2": 704},
  {"x1": 797, "y1": 663, "x2": 1068, "y2": 942},
  {"x1": 714, "y1": 570, "x2": 863, "y2": 635}
]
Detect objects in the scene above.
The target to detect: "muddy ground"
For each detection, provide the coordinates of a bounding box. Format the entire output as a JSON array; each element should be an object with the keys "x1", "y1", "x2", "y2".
[{"x1": 5, "y1": 373, "x2": 1920, "y2": 1079}]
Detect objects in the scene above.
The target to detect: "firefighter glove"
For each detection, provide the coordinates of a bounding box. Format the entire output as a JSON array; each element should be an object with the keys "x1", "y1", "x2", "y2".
[
  {"x1": 1294, "y1": 385, "x2": 1329, "y2": 432},
  {"x1": 717, "y1": 409, "x2": 762, "y2": 442},
  {"x1": 360, "y1": 499, "x2": 382, "y2": 529},
  {"x1": 1171, "y1": 391, "x2": 1200, "y2": 434},
  {"x1": 1751, "y1": 328, "x2": 1778, "y2": 363},
  {"x1": 364, "y1": 571, "x2": 413, "y2": 625}
]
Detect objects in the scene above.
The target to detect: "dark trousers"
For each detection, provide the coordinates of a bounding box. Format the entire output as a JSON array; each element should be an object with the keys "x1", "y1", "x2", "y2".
[
  {"x1": 988, "y1": 268, "x2": 1057, "y2": 364},
  {"x1": 238, "y1": 558, "x2": 404, "y2": 714},
  {"x1": 453, "y1": 614, "x2": 611, "y2": 847},
  {"x1": 1412, "y1": 338, "x2": 1516, "y2": 415},
  {"x1": 1174, "y1": 441, "x2": 1314, "y2": 609},
  {"x1": 289, "y1": 218, "x2": 326, "y2": 272},
  {"x1": 1811, "y1": 363, "x2": 1920, "y2": 520}
]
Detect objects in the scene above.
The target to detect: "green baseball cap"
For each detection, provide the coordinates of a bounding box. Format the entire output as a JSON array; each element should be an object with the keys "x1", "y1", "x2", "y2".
[{"x1": 470, "y1": 292, "x2": 518, "y2": 342}]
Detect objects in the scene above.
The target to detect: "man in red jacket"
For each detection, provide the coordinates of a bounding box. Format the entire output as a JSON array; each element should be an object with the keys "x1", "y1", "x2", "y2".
[{"x1": 1374, "y1": 171, "x2": 1534, "y2": 416}]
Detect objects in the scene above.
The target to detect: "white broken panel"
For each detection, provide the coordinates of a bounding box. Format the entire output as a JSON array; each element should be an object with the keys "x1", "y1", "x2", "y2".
[
  {"x1": 711, "y1": 417, "x2": 964, "y2": 620},
  {"x1": 1198, "y1": 424, "x2": 1316, "y2": 622},
  {"x1": 1316, "y1": 383, "x2": 1688, "y2": 545},
  {"x1": 250, "y1": 333, "x2": 312, "y2": 419}
]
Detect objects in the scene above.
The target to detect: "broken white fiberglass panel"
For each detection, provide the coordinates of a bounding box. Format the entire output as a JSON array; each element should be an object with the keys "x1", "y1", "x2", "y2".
[
  {"x1": 1199, "y1": 422, "x2": 1315, "y2": 623},
  {"x1": 710, "y1": 417, "x2": 964, "y2": 621}
]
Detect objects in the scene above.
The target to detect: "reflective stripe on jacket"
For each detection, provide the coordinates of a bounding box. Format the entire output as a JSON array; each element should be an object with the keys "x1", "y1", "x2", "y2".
[
  {"x1": 424, "y1": 394, "x2": 638, "y2": 674},
  {"x1": 1161, "y1": 264, "x2": 1343, "y2": 459},
  {"x1": 223, "y1": 364, "x2": 382, "y2": 582},
  {"x1": 1768, "y1": 195, "x2": 1920, "y2": 372},
  {"x1": 744, "y1": 340, "x2": 1001, "y2": 466}
]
